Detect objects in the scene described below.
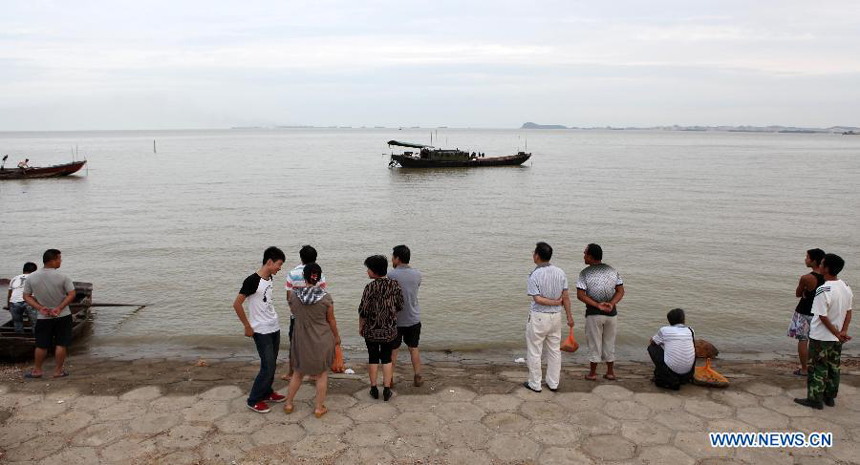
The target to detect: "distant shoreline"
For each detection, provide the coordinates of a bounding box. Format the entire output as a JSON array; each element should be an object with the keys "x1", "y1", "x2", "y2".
[
  {"x1": 520, "y1": 121, "x2": 860, "y2": 134},
  {"x1": 1, "y1": 125, "x2": 858, "y2": 134}
]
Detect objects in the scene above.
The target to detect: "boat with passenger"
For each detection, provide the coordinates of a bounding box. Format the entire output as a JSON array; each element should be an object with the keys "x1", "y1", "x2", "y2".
[
  {"x1": 0, "y1": 157, "x2": 87, "y2": 180},
  {"x1": 387, "y1": 140, "x2": 530, "y2": 168},
  {"x1": 0, "y1": 280, "x2": 93, "y2": 361}
]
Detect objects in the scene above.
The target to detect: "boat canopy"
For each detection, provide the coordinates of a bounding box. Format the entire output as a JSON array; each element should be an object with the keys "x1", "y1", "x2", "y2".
[{"x1": 387, "y1": 140, "x2": 434, "y2": 149}]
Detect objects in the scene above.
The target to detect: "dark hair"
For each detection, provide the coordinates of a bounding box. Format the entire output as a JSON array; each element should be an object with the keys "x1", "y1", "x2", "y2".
[
  {"x1": 534, "y1": 242, "x2": 553, "y2": 261},
  {"x1": 822, "y1": 253, "x2": 845, "y2": 276},
  {"x1": 23, "y1": 262, "x2": 37, "y2": 273},
  {"x1": 807, "y1": 248, "x2": 825, "y2": 266},
  {"x1": 392, "y1": 244, "x2": 411, "y2": 264},
  {"x1": 299, "y1": 245, "x2": 318, "y2": 264},
  {"x1": 667, "y1": 308, "x2": 686, "y2": 326},
  {"x1": 43, "y1": 249, "x2": 61, "y2": 264},
  {"x1": 262, "y1": 246, "x2": 286, "y2": 265},
  {"x1": 586, "y1": 243, "x2": 603, "y2": 261},
  {"x1": 364, "y1": 255, "x2": 388, "y2": 277},
  {"x1": 303, "y1": 263, "x2": 323, "y2": 285}
]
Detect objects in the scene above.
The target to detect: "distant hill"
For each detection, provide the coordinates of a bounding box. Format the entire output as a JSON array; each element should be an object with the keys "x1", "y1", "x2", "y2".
[{"x1": 521, "y1": 122, "x2": 568, "y2": 129}]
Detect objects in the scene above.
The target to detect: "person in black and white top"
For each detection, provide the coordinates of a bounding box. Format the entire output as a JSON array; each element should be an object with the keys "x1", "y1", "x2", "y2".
[
  {"x1": 576, "y1": 243, "x2": 625, "y2": 381},
  {"x1": 648, "y1": 308, "x2": 695, "y2": 390},
  {"x1": 232, "y1": 246, "x2": 287, "y2": 413}
]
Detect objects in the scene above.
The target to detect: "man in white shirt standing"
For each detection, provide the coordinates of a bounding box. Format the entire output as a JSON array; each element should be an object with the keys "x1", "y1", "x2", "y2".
[
  {"x1": 7, "y1": 262, "x2": 38, "y2": 334},
  {"x1": 524, "y1": 242, "x2": 574, "y2": 393},
  {"x1": 648, "y1": 308, "x2": 696, "y2": 390},
  {"x1": 795, "y1": 253, "x2": 853, "y2": 410}
]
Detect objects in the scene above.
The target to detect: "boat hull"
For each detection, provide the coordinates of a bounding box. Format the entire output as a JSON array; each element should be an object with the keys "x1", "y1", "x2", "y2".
[
  {"x1": 0, "y1": 160, "x2": 87, "y2": 180},
  {"x1": 391, "y1": 153, "x2": 531, "y2": 168}
]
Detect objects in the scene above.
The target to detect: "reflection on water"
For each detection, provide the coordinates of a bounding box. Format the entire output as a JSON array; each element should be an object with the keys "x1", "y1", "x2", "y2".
[{"x1": 1, "y1": 128, "x2": 859, "y2": 359}]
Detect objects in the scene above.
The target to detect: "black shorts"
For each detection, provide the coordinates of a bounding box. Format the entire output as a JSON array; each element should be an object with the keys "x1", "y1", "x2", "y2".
[
  {"x1": 394, "y1": 322, "x2": 421, "y2": 349},
  {"x1": 35, "y1": 315, "x2": 73, "y2": 349},
  {"x1": 365, "y1": 338, "x2": 397, "y2": 364}
]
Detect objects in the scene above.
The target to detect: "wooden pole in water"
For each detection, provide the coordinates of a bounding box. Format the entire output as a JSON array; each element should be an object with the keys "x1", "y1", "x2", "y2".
[{"x1": 153, "y1": 140, "x2": 157, "y2": 153}]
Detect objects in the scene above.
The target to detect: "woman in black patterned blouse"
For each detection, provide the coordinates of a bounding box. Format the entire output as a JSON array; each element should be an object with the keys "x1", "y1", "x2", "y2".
[{"x1": 359, "y1": 255, "x2": 404, "y2": 401}]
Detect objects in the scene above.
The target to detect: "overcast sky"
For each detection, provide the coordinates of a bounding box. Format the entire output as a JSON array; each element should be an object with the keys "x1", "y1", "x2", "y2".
[{"x1": 2, "y1": 0, "x2": 859, "y2": 130}]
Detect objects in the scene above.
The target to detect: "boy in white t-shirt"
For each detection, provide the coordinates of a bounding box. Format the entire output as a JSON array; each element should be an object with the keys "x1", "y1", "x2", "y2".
[
  {"x1": 233, "y1": 246, "x2": 287, "y2": 414},
  {"x1": 795, "y1": 254, "x2": 853, "y2": 410},
  {"x1": 7, "y1": 262, "x2": 38, "y2": 334}
]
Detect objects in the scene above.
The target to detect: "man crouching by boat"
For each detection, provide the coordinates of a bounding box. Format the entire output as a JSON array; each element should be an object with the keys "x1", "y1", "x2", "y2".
[{"x1": 23, "y1": 249, "x2": 76, "y2": 379}]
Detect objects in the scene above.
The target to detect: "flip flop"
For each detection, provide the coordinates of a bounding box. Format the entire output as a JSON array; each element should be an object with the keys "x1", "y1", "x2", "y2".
[
  {"x1": 23, "y1": 370, "x2": 42, "y2": 379},
  {"x1": 603, "y1": 374, "x2": 617, "y2": 381},
  {"x1": 793, "y1": 369, "x2": 807, "y2": 376},
  {"x1": 53, "y1": 371, "x2": 69, "y2": 378},
  {"x1": 584, "y1": 374, "x2": 597, "y2": 381},
  {"x1": 314, "y1": 406, "x2": 328, "y2": 419}
]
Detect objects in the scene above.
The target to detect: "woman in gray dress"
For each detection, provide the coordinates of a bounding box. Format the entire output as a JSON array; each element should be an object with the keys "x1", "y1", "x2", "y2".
[{"x1": 283, "y1": 263, "x2": 341, "y2": 418}]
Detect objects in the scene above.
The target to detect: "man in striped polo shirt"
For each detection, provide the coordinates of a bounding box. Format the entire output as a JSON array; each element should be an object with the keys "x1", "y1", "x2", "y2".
[{"x1": 524, "y1": 242, "x2": 574, "y2": 392}]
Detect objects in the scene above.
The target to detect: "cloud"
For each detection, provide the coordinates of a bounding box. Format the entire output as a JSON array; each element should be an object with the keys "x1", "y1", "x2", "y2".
[{"x1": 1, "y1": 1, "x2": 859, "y2": 129}]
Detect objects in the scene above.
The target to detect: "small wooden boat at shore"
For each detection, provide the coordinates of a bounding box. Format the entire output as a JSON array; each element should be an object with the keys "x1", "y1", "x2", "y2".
[
  {"x1": 0, "y1": 281, "x2": 93, "y2": 361},
  {"x1": 0, "y1": 160, "x2": 87, "y2": 180},
  {"x1": 388, "y1": 140, "x2": 530, "y2": 168}
]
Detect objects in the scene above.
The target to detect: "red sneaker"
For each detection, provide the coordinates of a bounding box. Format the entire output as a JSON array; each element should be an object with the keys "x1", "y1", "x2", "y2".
[
  {"x1": 247, "y1": 401, "x2": 271, "y2": 413},
  {"x1": 267, "y1": 392, "x2": 287, "y2": 403}
]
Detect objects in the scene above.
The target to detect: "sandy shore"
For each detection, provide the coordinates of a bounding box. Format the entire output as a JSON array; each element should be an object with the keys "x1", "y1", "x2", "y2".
[{"x1": 1, "y1": 353, "x2": 859, "y2": 464}]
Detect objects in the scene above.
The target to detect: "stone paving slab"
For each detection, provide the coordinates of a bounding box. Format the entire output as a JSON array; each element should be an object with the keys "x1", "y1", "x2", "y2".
[{"x1": 0, "y1": 354, "x2": 858, "y2": 464}]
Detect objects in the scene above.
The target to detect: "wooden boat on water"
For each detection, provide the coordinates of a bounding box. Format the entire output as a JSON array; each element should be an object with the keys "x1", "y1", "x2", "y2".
[
  {"x1": 0, "y1": 280, "x2": 93, "y2": 361},
  {"x1": 0, "y1": 160, "x2": 87, "y2": 180},
  {"x1": 388, "y1": 140, "x2": 530, "y2": 168}
]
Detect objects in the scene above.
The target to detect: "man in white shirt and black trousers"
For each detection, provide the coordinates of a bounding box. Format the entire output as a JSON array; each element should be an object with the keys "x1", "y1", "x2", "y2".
[{"x1": 648, "y1": 308, "x2": 696, "y2": 390}]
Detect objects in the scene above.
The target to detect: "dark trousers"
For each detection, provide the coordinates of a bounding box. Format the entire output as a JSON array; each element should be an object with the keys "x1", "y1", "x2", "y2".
[
  {"x1": 807, "y1": 338, "x2": 841, "y2": 402},
  {"x1": 248, "y1": 330, "x2": 280, "y2": 406},
  {"x1": 648, "y1": 342, "x2": 692, "y2": 390},
  {"x1": 9, "y1": 302, "x2": 38, "y2": 334}
]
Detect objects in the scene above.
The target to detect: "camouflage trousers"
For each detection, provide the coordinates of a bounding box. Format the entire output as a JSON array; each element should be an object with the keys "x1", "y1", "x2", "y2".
[{"x1": 807, "y1": 339, "x2": 842, "y2": 402}]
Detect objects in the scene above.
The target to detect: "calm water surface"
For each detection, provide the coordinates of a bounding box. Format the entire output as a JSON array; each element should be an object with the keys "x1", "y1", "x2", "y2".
[{"x1": 1, "y1": 129, "x2": 858, "y2": 359}]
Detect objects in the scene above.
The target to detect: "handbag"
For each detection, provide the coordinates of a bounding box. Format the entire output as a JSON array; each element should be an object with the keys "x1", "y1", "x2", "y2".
[{"x1": 560, "y1": 327, "x2": 579, "y2": 353}]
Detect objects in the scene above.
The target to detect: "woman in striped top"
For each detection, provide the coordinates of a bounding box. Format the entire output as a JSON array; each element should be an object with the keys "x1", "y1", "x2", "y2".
[{"x1": 359, "y1": 255, "x2": 404, "y2": 401}]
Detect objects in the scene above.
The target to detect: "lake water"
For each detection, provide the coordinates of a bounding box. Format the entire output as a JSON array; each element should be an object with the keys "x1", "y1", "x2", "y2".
[{"x1": 2, "y1": 128, "x2": 858, "y2": 360}]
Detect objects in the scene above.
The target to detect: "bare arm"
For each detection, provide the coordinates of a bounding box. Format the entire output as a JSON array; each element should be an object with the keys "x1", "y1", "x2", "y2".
[
  {"x1": 796, "y1": 274, "x2": 815, "y2": 298},
  {"x1": 839, "y1": 310, "x2": 852, "y2": 343},
  {"x1": 53, "y1": 290, "x2": 76, "y2": 316},
  {"x1": 326, "y1": 304, "x2": 341, "y2": 345},
  {"x1": 24, "y1": 293, "x2": 49, "y2": 316},
  {"x1": 608, "y1": 285, "x2": 625, "y2": 309},
  {"x1": 562, "y1": 289, "x2": 574, "y2": 327},
  {"x1": 818, "y1": 315, "x2": 841, "y2": 339},
  {"x1": 232, "y1": 294, "x2": 253, "y2": 337},
  {"x1": 576, "y1": 288, "x2": 602, "y2": 308},
  {"x1": 533, "y1": 295, "x2": 563, "y2": 306}
]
